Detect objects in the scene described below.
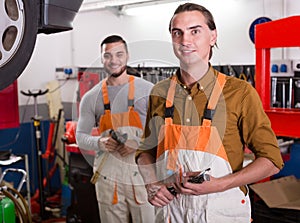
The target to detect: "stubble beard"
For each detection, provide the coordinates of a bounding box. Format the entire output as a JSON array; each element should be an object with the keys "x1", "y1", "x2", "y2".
[{"x1": 109, "y1": 65, "x2": 127, "y2": 78}]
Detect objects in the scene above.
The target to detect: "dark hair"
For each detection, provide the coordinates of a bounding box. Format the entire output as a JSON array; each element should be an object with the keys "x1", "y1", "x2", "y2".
[
  {"x1": 100, "y1": 35, "x2": 128, "y2": 52},
  {"x1": 169, "y1": 3, "x2": 217, "y2": 59}
]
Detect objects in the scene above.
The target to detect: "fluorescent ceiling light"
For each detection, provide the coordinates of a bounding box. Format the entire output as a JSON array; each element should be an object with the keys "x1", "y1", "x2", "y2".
[
  {"x1": 80, "y1": 0, "x2": 165, "y2": 12},
  {"x1": 122, "y1": 0, "x2": 186, "y2": 16}
]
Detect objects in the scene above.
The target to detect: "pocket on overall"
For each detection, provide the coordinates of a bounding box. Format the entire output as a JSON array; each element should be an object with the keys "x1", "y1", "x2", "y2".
[
  {"x1": 96, "y1": 176, "x2": 117, "y2": 205},
  {"x1": 132, "y1": 184, "x2": 148, "y2": 204},
  {"x1": 206, "y1": 187, "x2": 251, "y2": 222}
]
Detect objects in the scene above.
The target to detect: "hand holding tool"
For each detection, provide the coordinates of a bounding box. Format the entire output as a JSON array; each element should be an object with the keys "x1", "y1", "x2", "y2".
[
  {"x1": 91, "y1": 130, "x2": 128, "y2": 184},
  {"x1": 166, "y1": 185, "x2": 177, "y2": 196},
  {"x1": 109, "y1": 129, "x2": 128, "y2": 144},
  {"x1": 188, "y1": 168, "x2": 211, "y2": 184}
]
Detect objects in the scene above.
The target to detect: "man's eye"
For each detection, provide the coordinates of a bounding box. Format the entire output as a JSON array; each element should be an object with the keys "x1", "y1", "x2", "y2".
[
  {"x1": 172, "y1": 31, "x2": 182, "y2": 37},
  {"x1": 103, "y1": 54, "x2": 111, "y2": 59},
  {"x1": 117, "y1": 53, "x2": 124, "y2": 57},
  {"x1": 191, "y1": 29, "x2": 200, "y2": 35}
]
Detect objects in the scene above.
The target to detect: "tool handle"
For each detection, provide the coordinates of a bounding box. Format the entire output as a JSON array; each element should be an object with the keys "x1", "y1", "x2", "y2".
[
  {"x1": 90, "y1": 171, "x2": 100, "y2": 184},
  {"x1": 166, "y1": 186, "x2": 177, "y2": 196},
  {"x1": 188, "y1": 173, "x2": 210, "y2": 184},
  {"x1": 188, "y1": 168, "x2": 211, "y2": 184},
  {"x1": 90, "y1": 152, "x2": 109, "y2": 184},
  {"x1": 109, "y1": 129, "x2": 128, "y2": 144}
]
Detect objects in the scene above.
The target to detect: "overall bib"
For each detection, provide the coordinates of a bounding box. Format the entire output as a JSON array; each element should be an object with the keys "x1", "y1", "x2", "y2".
[
  {"x1": 94, "y1": 76, "x2": 153, "y2": 222},
  {"x1": 156, "y1": 74, "x2": 251, "y2": 223}
]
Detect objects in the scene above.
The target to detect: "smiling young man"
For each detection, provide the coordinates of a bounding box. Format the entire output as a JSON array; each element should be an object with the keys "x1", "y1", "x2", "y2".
[
  {"x1": 136, "y1": 3, "x2": 283, "y2": 222},
  {"x1": 76, "y1": 35, "x2": 154, "y2": 222}
]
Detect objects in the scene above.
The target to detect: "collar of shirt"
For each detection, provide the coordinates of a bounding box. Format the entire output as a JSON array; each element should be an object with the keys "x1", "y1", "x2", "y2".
[{"x1": 175, "y1": 65, "x2": 218, "y2": 97}]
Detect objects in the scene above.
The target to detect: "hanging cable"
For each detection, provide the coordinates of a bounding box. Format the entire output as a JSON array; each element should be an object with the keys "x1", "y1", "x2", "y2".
[
  {"x1": 8, "y1": 186, "x2": 32, "y2": 223},
  {"x1": 48, "y1": 78, "x2": 69, "y2": 94}
]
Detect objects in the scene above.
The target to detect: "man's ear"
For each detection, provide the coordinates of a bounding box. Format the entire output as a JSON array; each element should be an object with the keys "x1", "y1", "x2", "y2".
[{"x1": 210, "y1": 29, "x2": 217, "y2": 46}]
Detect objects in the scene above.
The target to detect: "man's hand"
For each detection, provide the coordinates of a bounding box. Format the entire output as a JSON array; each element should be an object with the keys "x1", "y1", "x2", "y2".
[
  {"x1": 117, "y1": 143, "x2": 135, "y2": 156},
  {"x1": 174, "y1": 172, "x2": 224, "y2": 196},
  {"x1": 146, "y1": 183, "x2": 177, "y2": 207},
  {"x1": 101, "y1": 136, "x2": 120, "y2": 152},
  {"x1": 117, "y1": 139, "x2": 139, "y2": 156}
]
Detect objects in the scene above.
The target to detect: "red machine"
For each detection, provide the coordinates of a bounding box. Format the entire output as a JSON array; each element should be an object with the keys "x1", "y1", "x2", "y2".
[
  {"x1": 0, "y1": 81, "x2": 19, "y2": 129},
  {"x1": 255, "y1": 16, "x2": 300, "y2": 138}
]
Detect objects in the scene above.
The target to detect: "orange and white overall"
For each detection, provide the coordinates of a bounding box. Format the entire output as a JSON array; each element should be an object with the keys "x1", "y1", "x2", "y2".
[
  {"x1": 156, "y1": 74, "x2": 251, "y2": 223},
  {"x1": 94, "y1": 76, "x2": 154, "y2": 223}
]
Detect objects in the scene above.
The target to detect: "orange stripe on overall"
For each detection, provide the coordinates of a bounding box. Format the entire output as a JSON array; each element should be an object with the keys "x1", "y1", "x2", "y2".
[
  {"x1": 157, "y1": 73, "x2": 228, "y2": 171},
  {"x1": 98, "y1": 75, "x2": 143, "y2": 133}
]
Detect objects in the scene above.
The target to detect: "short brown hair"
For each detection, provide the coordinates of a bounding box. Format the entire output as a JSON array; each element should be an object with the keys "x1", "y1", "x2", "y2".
[
  {"x1": 169, "y1": 3, "x2": 216, "y2": 32},
  {"x1": 100, "y1": 35, "x2": 128, "y2": 53}
]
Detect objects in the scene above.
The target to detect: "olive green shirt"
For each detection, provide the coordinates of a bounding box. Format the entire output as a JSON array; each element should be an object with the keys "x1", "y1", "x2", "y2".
[{"x1": 137, "y1": 66, "x2": 284, "y2": 173}]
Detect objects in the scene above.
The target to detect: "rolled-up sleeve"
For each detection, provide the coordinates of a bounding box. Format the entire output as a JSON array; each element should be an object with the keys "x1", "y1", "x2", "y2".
[{"x1": 240, "y1": 84, "x2": 284, "y2": 170}]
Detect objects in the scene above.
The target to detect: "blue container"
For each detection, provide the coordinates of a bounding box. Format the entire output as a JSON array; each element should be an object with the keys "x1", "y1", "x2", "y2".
[
  {"x1": 61, "y1": 181, "x2": 71, "y2": 217},
  {"x1": 275, "y1": 143, "x2": 300, "y2": 179}
]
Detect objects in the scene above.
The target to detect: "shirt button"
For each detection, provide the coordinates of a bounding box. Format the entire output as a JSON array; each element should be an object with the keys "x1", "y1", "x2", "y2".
[
  {"x1": 187, "y1": 96, "x2": 192, "y2": 100},
  {"x1": 200, "y1": 86, "x2": 204, "y2": 90},
  {"x1": 186, "y1": 118, "x2": 191, "y2": 123}
]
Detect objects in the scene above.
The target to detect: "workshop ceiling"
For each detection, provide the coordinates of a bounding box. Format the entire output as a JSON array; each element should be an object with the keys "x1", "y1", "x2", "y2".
[
  {"x1": 83, "y1": 0, "x2": 165, "y2": 5},
  {"x1": 81, "y1": 0, "x2": 183, "y2": 11}
]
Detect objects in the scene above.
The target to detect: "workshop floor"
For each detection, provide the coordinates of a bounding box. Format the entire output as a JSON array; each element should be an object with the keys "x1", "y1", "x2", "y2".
[
  {"x1": 42, "y1": 218, "x2": 66, "y2": 223},
  {"x1": 32, "y1": 217, "x2": 66, "y2": 223}
]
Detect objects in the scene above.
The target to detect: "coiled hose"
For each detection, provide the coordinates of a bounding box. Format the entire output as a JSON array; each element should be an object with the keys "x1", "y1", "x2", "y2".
[{"x1": 0, "y1": 186, "x2": 32, "y2": 223}]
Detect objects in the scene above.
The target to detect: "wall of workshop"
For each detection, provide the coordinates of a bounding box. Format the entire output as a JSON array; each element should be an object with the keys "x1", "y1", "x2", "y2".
[
  {"x1": 10, "y1": 0, "x2": 300, "y2": 146},
  {"x1": 18, "y1": 0, "x2": 300, "y2": 110}
]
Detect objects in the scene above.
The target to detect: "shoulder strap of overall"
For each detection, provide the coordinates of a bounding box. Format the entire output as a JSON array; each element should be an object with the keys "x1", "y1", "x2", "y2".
[
  {"x1": 164, "y1": 76, "x2": 177, "y2": 125},
  {"x1": 102, "y1": 79, "x2": 110, "y2": 111},
  {"x1": 101, "y1": 75, "x2": 135, "y2": 112},
  {"x1": 203, "y1": 72, "x2": 227, "y2": 121},
  {"x1": 128, "y1": 75, "x2": 135, "y2": 109}
]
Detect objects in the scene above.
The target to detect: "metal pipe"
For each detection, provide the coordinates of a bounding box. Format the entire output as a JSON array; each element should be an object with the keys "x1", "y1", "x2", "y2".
[
  {"x1": 271, "y1": 77, "x2": 277, "y2": 106},
  {"x1": 24, "y1": 154, "x2": 31, "y2": 213},
  {"x1": 282, "y1": 81, "x2": 286, "y2": 108},
  {"x1": 288, "y1": 77, "x2": 293, "y2": 108}
]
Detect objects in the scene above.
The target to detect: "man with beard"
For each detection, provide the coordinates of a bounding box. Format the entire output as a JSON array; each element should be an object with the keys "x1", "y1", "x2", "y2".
[
  {"x1": 76, "y1": 35, "x2": 154, "y2": 222},
  {"x1": 136, "y1": 3, "x2": 283, "y2": 223}
]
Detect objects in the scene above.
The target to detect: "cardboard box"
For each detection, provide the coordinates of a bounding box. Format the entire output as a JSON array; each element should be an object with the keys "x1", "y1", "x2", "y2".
[{"x1": 250, "y1": 175, "x2": 300, "y2": 210}]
